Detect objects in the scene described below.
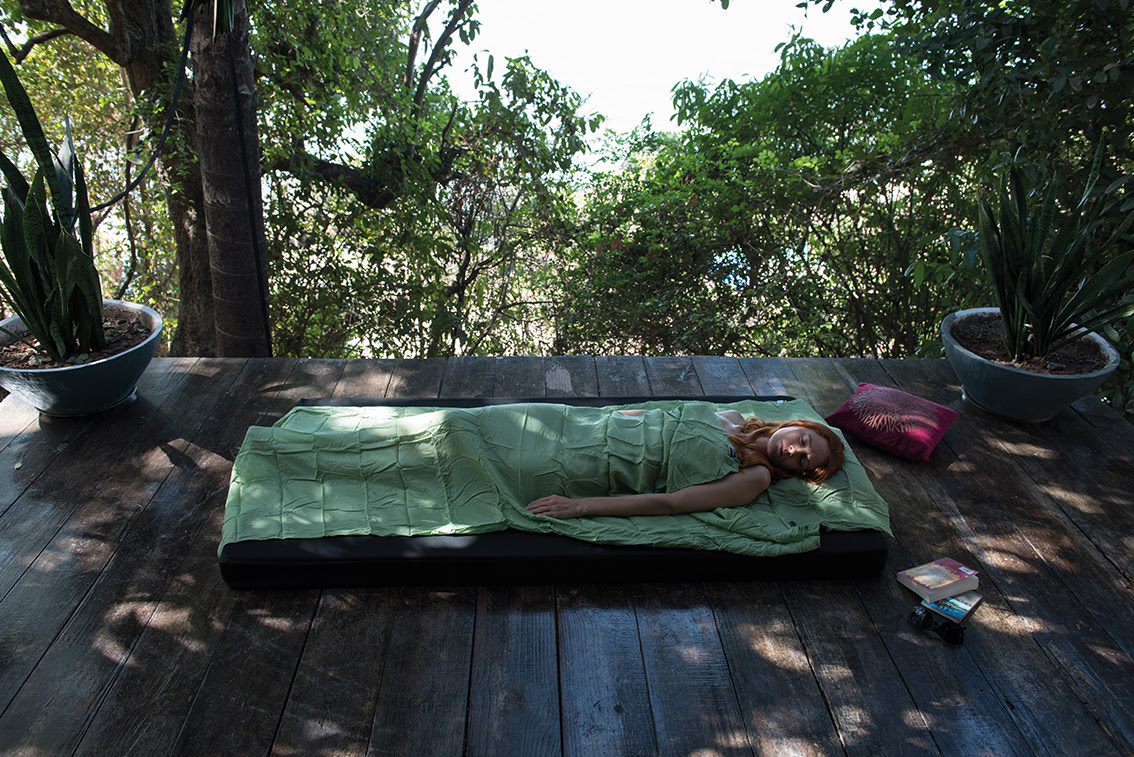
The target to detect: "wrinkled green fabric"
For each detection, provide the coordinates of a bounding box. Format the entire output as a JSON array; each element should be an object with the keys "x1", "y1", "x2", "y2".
[{"x1": 220, "y1": 400, "x2": 891, "y2": 558}]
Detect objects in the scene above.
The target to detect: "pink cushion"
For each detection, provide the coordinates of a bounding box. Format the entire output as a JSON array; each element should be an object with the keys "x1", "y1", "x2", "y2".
[{"x1": 825, "y1": 383, "x2": 958, "y2": 461}]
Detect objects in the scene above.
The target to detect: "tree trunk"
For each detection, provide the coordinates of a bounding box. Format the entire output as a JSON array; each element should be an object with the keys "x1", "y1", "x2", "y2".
[{"x1": 189, "y1": 0, "x2": 271, "y2": 356}]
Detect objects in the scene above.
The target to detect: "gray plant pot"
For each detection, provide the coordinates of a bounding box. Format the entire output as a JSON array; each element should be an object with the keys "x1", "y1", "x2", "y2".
[
  {"x1": 0, "y1": 299, "x2": 163, "y2": 417},
  {"x1": 942, "y1": 307, "x2": 1120, "y2": 422}
]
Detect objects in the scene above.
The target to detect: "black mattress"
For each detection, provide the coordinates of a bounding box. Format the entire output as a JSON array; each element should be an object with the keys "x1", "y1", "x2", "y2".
[{"x1": 219, "y1": 396, "x2": 888, "y2": 588}]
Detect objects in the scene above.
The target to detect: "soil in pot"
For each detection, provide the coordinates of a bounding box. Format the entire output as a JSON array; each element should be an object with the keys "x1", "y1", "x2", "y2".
[
  {"x1": 949, "y1": 311, "x2": 1108, "y2": 375},
  {"x1": 0, "y1": 314, "x2": 155, "y2": 370}
]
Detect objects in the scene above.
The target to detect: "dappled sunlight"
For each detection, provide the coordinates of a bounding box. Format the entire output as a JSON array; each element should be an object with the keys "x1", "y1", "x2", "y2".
[
  {"x1": 946, "y1": 458, "x2": 977, "y2": 475},
  {"x1": 999, "y1": 440, "x2": 1056, "y2": 460},
  {"x1": 677, "y1": 643, "x2": 712, "y2": 666},
  {"x1": 92, "y1": 625, "x2": 135, "y2": 666},
  {"x1": 544, "y1": 362, "x2": 574, "y2": 394},
  {"x1": 831, "y1": 702, "x2": 871, "y2": 733},
  {"x1": 732, "y1": 620, "x2": 811, "y2": 674},
  {"x1": 814, "y1": 660, "x2": 855, "y2": 683},
  {"x1": 1038, "y1": 482, "x2": 1107, "y2": 514},
  {"x1": 246, "y1": 606, "x2": 308, "y2": 633}
]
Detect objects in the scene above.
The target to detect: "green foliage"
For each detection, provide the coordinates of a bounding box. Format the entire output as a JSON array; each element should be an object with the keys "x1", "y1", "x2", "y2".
[
  {"x1": 265, "y1": 37, "x2": 594, "y2": 358},
  {"x1": 0, "y1": 50, "x2": 104, "y2": 363},
  {"x1": 557, "y1": 34, "x2": 986, "y2": 358}
]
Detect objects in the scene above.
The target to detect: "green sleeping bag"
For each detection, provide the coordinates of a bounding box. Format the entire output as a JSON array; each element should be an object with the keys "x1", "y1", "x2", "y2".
[{"x1": 220, "y1": 399, "x2": 891, "y2": 558}]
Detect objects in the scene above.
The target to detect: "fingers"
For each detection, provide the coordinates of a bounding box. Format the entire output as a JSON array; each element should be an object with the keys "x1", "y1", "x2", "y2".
[{"x1": 526, "y1": 495, "x2": 570, "y2": 518}]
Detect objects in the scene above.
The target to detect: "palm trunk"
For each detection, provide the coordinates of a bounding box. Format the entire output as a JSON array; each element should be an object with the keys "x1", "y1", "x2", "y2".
[{"x1": 189, "y1": 0, "x2": 271, "y2": 356}]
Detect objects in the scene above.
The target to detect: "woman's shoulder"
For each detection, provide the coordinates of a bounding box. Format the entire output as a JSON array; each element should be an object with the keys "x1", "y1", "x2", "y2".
[
  {"x1": 715, "y1": 409, "x2": 745, "y2": 433},
  {"x1": 737, "y1": 462, "x2": 772, "y2": 488}
]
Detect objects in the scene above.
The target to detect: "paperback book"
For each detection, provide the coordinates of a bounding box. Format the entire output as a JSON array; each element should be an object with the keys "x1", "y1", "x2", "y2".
[
  {"x1": 922, "y1": 590, "x2": 984, "y2": 623},
  {"x1": 897, "y1": 557, "x2": 979, "y2": 602}
]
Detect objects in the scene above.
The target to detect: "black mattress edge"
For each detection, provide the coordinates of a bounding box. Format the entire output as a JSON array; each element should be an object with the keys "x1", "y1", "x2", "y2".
[
  {"x1": 220, "y1": 529, "x2": 888, "y2": 589},
  {"x1": 220, "y1": 394, "x2": 888, "y2": 588},
  {"x1": 295, "y1": 394, "x2": 797, "y2": 408}
]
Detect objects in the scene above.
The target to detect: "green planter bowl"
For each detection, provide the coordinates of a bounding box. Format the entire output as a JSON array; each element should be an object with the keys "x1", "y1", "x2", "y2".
[
  {"x1": 942, "y1": 307, "x2": 1120, "y2": 422},
  {"x1": 0, "y1": 300, "x2": 163, "y2": 417}
]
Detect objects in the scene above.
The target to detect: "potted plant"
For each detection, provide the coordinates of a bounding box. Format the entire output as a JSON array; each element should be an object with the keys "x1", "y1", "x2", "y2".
[
  {"x1": 0, "y1": 51, "x2": 161, "y2": 416},
  {"x1": 942, "y1": 151, "x2": 1134, "y2": 422}
]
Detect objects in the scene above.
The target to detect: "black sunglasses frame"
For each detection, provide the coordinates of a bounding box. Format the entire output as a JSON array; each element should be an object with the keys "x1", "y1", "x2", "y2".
[{"x1": 909, "y1": 605, "x2": 966, "y2": 645}]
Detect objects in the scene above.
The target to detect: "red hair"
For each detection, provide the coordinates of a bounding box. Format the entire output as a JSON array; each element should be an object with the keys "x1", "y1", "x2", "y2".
[{"x1": 728, "y1": 418, "x2": 845, "y2": 484}]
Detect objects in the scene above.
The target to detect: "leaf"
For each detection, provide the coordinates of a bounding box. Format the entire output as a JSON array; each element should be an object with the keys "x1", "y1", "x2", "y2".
[{"x1": 0, "y1": 52, "x2": 64, "y2": 214}]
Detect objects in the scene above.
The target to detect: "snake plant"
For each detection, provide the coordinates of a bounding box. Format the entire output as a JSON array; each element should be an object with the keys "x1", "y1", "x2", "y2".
[
  {"x1": 977, "y1": 154, "x2": 1134, "y2": 362},
  {"x1": 0, "y1": 50, "x2": 105, "y2": 364}
]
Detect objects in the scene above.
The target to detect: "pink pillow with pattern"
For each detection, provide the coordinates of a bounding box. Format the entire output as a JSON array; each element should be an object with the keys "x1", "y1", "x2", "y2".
[{"x1": 825, "y1": 383, "x2": 958, "y2": 461}]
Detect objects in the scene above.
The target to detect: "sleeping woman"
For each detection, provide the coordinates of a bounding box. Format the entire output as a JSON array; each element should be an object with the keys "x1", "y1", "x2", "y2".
[
  {"x1": 221, "y1": 400, "x2": 886, "y2": 562},
  {"x1": 526, "y1": 409, "x2": 846, "y2": 519}
]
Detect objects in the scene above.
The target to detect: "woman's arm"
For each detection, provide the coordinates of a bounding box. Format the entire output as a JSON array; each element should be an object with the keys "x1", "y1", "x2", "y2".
[{"x1": 525, "y1": 464, "x2": 772, "y2": 519}]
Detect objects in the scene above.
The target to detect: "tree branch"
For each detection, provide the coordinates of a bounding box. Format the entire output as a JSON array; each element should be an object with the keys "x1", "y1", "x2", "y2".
[
  {"x1": 411, "y1": 0, "x2": 473, "y2": 117},
  {"x1": 0, "y1": 25, "x2": 70, "y2": 62},
  {"x1": 267, "y1": 150, "x2": 398, "y2": 210},
  {"x1": 19, "y1": 0, "x2": 122, "y2": 63},
  {"x1": 405, "y1": 0, "x2": 443, "y2": 89}
]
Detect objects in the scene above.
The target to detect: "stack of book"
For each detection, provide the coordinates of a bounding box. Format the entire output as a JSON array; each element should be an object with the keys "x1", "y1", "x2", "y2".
[{"x1": 897, "y1": 557, "x2": 983, "y2": 622}]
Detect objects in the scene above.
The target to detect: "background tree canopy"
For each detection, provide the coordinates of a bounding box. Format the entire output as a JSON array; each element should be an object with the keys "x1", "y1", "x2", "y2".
[{"x1": 1, "y1": 0, "x2": 1131, "y2": 418}]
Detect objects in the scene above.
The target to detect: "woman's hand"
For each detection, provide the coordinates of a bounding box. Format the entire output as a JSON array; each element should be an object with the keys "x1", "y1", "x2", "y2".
[{"x1": 526, "y1": 495, "x2": 589, "y2": 519}]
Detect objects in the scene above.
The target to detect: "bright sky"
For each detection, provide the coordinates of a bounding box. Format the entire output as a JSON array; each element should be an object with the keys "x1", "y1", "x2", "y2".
[{"x1": 450, "y1": 0, "x2": 860, "y2": 135}]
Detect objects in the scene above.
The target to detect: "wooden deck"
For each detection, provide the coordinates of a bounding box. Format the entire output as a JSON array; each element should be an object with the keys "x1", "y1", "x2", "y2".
[{"x1": 0, "y1": 355, "x2": 1132, "y2": 756}]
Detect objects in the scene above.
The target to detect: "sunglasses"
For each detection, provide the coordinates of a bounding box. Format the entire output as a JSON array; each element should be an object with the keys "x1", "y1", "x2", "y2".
[{"x1": 909, "y1": 606, "x2": 965, "y2": 645}]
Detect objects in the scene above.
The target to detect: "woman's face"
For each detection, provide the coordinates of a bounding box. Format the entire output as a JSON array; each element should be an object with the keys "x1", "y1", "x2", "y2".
[{"x1": 767, "y1": 426, "x2": 831, "y2": 474}]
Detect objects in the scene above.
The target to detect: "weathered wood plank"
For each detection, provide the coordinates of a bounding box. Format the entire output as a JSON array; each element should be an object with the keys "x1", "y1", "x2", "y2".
[
  {"x1": 388, "y1": 357, "x2": 447, "y2": 398},
  {"x1": 595, "y1": 355, "x2": 650, "y2": 397},
  {"x1": 792, "y1": 359, "x2": 1032, "y2": 755},
  {"x1": 464, "y1": 356, "x2": 561, "y2": 755},
  {"x1": 1006, "y1": 401, "x2": 1134, "y2": 582},
  {"x1": 782, "y1": 579, "x2": 938, "y2": 755},
  {"x1": 644, "y1": 355, "x2": 702, "y2": 396},
  {"x1": 271, "y1": 590, "x2": 401, "y2": 757},
  {"x1": 366, "y1": 589, "x2": 477, "y2": 756},
  {"x1": 738, "y1": 356, "x2": 800, "y2": 398},
  {"x1": 836, "y1": 358, "x2": 1124, "y2": 754},
  {"x1": 0, "y1": 358, "x2": 248, "y2": 756},
  {"x1": 880, "y1": 358, "x2": 1134, "y2": 754},
  {"x1": 335, "y1": 357, "x2": 396, "y2": 397},
  {"x1": 692, "y1": 355, "x2": 755, "y2": 396},
  {"x1": 544, "y1": 355, "x2": 598, "y2": 397},
  {"x1": 162, "y1": 359, "x2": 345, "y2": 756},
  {"x1": 353, "y1": 357, "x2": 482, "y2": 755},
  {"x1": 635, "y1": 582, "x2": 752, "y2": 755},
  {"x1": 441, "y1": 355, "x2": 497, "y2": 397},
  {"x1": 783, "y1": 358, "x2": 1011, "y2": 755},
  {"x1": 69, "y1": 358, "x2": 298, "y2": 756},
  {"x1": 0, "y1": 396, "x2": 93, "y2": 521},
  {"x1": 0, "y1": 392, "x2": 39, "y2": 452},
  {"x1": 0, "y1": 358, "x2": 198, "y2": 718},
  {"x1": 707, "y1": 581, "x2": 844, "y2": 756},
  {"x1": 466, "y1": 586, "x2": 560, "y2": 756},
  {"x1": 0, "y1": 359, "x2": 185, "y2": 595},
  {"x1": 269, "y1": 362, "x2": 399, "y2": 757},
  {"x1": 556, "y1": 584, "x2": 657, "y2": 756},
  {"x1": 495, "y1": 355, "x2": 547, "y2": 397}
]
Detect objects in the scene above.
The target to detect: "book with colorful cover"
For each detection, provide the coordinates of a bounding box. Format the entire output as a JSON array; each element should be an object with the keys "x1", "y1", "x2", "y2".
[
  {"x1": 922, "y1": 590, "x2": 984, "y2": 622},
  {"x1": 897, "y1": 557, "x2": 979, "y2": 602}
]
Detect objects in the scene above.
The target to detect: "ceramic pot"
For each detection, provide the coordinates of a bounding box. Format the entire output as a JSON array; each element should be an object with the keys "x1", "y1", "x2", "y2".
[
  {"x1": 0, "y1": 299, "x2": 163, "y2": 416},
  {"x1": 942, "y1": 307, "x2": 1120, "y2": 422}
]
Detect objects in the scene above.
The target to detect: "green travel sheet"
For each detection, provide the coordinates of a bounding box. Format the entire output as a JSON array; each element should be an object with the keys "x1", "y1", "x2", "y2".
[{"x1": 220, "y1": 400, "x2": 891, "y2": 558}]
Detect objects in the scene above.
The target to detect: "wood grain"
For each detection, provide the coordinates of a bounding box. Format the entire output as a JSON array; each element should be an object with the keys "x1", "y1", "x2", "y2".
[{"x1": 0, "y1": 356, "x2": 1129, "y2": 756}]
